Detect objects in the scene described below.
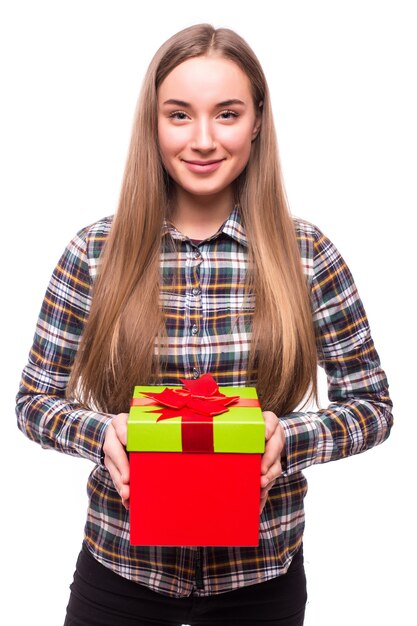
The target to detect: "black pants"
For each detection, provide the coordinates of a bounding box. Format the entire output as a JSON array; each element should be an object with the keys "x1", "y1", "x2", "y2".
[{"x1": 64, "y1": 544, "x2": 307, "y2": 625}]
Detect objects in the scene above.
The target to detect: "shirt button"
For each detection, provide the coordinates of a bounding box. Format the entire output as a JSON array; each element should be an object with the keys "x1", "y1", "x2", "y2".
[
  {"x1": 192, "y1": 288, "x2": 201, "y2": 296},
  {"x1": 194, "y1": 250, "x2": 201, "y2": 260},
  {"x1": 192, "y1": 368, "x2": 200, "y2": 379},
  {"x1": 191, "y1": 324, "x2": 198, "y2": 335}
]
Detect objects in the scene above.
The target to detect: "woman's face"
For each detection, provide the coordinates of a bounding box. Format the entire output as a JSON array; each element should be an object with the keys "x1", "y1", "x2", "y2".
[{"x1": 157, "y1": 55, "x2": 260, "y2": 204}]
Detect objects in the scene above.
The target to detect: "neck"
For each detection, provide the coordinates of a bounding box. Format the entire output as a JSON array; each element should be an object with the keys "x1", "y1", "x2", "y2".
[{"x1": 170, "y1": 187, "x2": 234, "y2": 239}]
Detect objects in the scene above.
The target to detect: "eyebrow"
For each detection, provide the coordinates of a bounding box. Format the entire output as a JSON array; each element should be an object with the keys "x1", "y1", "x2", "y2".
[{"x1": 161, "y1": 98, "x2": 246, "y2": 107}]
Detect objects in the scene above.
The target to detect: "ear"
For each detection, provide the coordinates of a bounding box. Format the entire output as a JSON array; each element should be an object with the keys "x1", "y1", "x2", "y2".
[{"x1": 251, "y1": 100, "x2": 263, "y2": 141}]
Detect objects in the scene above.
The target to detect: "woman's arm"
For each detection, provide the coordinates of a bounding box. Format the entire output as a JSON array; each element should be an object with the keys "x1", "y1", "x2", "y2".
[
  {"x1": 15, "y1": 220, "x2": 113, "y2": 465},
  {"x1": 280, "y1": 225, "x2": 393, "y2": 475}
]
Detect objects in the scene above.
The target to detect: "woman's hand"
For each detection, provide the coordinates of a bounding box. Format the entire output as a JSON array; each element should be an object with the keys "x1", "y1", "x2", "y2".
[
  {"x1": 260, "y1": 411, "x2": 286, "y2": 514},
  {"x1": 102, "y1": 412, "x2": 130, "y2": 510}
]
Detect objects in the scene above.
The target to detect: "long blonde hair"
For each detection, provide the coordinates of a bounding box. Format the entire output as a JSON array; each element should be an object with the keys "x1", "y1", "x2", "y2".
[{"x1": 67, "y1": 24, "x2": 318, "y2": 415}]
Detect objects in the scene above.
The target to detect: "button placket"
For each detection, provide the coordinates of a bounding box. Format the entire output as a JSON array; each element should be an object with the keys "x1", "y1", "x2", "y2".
[{"x1": 186, "y1": 245, "x2": 203, "y2": 379}]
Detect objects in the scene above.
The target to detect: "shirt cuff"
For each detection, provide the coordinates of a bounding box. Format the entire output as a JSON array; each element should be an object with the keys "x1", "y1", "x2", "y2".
[
  {"x1": 72, "y1": 410, "x2": 113, "y2": 466},
  {"x1": 279, "y1": 412, "x2": 322, "y2": 475}
]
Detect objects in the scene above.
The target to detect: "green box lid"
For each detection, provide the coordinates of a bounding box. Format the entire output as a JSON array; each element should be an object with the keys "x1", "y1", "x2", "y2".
[{"x1": 127, "y1": 384, "x2": 265, "y2": 454}]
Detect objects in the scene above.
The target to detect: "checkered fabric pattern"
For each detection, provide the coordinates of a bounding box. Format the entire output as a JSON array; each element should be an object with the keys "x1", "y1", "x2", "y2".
[{"x1": 16, "y1": 207, "x2": 393, "y2": 597}]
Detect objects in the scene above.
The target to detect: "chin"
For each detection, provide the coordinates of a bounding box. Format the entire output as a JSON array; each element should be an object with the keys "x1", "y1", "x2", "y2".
[{"x1": 180, "y1": 180, "x2": 233, "y2": 198}]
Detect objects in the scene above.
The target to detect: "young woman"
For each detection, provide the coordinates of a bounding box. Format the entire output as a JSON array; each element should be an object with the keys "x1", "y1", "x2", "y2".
[{"x1": 16, "y1": 24, "x2": 393, "y2": 626}]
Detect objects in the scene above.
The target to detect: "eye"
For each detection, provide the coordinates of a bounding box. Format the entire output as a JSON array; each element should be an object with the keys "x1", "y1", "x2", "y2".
[
  {"x1": 218, "y1": 110, "x2": 239, "y2": 120},
  {"x1": 169, "y1": 111, "x2": 189, "y2": 121}
]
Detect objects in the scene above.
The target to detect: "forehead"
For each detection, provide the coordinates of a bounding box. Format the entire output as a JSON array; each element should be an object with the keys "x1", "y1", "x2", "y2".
[{"x1": 158, "y1": 56, "x2": 253, "y2": 104}]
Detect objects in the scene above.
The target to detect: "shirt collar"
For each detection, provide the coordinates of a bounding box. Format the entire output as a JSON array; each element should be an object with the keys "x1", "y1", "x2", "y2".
[
  {"x1": 221, "y1": 205, "x2": 248, "y2": 247},
  {"x1": 162, "y1": 205, "x2": 248, "y2": 248}
]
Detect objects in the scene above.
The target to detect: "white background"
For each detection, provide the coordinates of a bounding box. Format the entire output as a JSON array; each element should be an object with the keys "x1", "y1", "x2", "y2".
[{"x1": 1, "y1": 1, "x2": 415, "y2": 624}]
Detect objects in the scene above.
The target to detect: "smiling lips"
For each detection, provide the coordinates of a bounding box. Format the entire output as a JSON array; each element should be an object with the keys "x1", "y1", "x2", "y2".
[{"x1": 182, "y1": 159, "x2": 224, "y2": 174}]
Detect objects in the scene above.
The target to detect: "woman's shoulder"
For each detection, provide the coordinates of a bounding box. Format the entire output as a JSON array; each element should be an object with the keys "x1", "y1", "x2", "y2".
[
  {"x1": 291, "y1": 215, "x2": 344, "y2": 282},
  {"x1": 291, "y1": 215, "x2": 324, "y2": 264},
  {"x1": 292, "y1": 215, "x2": 322, "y2": 239},
  {"x1": 75, "y1": 214, "x2": 114, "y2": 242},
  {"x1": 72, "y1": 215, "x2": 114, "y2": 260},
  {"x1": 291, "y1": 215, "x2": 339, "y2": 254}
]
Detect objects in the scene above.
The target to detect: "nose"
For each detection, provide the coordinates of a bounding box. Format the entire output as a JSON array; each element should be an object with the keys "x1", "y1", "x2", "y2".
[{"x1": 191, "y1": 117, "x2": 216, "y2": 153}]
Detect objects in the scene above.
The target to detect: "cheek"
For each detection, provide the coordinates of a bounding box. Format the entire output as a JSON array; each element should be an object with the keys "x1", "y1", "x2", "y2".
[
  {"x1": 220, "y1": 126, "x2": 254, "y2": 162},
  {"x1": 157, "y1": 121, "x2": 183, "y2": 160}
]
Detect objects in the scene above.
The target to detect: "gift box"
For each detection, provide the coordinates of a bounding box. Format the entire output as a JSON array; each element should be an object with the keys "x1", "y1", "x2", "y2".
[{"x1": 127, "y1": 374, "x2": 265, "y2": 546}]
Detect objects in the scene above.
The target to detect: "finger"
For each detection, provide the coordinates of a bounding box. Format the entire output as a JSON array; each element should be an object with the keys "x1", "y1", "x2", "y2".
[
  {"x1": 261, "y1": 434, "x2": 283, "y2": 476},
  {"x1": 105, "y1": 456, "x2": 124, "y2": 495},
  {"x1": 105, "y1": 457, "x2": 130, "y2": 511},
  {"x1": 262, "y1": 411, "x2": 279, "y2": 440},
  {"x1": 113, "y1": 413, "x2": 128, "y2": 447},
  {"x1": 260, "y1": 479, "x2": 277, "y2": 513},
  {"x1": 260, "y1": 478, "x2": 276, "y2": 498},
  {"x1": 121, "y1": 486, "x2": 130, "y2": 510},
  {"x1": 104, "y1": 427, "x2": 130, "y2": 483},
  {"x1": 261, "y1": 458, "x2": 282, "y2": 488},
  {"x1": 260, "y1": 495, "x2": 268, "y2": 514},
  {"x1": 105, "y1": 455, "x2": 123, "y2": 492},
  {"x1": 261, "y1": 422, "x2": 285, "y2": 475}
]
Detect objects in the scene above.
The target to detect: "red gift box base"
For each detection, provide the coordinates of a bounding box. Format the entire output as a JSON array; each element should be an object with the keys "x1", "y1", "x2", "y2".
[{"x1": 129, "y1": 452, "x2": 261, "y2": 546}]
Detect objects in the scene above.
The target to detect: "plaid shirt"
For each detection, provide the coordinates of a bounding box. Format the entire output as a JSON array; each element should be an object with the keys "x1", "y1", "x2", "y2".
[{"x1": 16, "y1": 207, "x2": 393, "y2": 597}]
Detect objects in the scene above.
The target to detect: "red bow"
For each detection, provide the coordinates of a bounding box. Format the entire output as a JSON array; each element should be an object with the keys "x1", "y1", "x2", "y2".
[{"x1": 142, "y1": 374, "x2": 239, "y2": 452}]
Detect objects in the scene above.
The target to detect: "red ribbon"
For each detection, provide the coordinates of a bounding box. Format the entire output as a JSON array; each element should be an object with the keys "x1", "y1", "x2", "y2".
[{"x1": 131, "y1": 374, "x2": 259, "y2": 453}]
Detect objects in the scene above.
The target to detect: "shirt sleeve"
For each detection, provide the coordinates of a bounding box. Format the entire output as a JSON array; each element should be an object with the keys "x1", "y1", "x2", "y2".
[
  {"x1": 15, "y1": 225, "x2": 113, "y2": 465},
  {"x1": 280, "y1": 227, "x2": 393, "y2": 475}
]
